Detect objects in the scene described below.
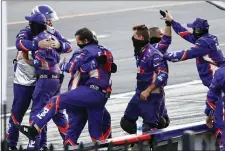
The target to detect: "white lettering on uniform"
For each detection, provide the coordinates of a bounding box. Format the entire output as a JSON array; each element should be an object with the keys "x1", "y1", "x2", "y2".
[
  {"x1": 37, "y1": 107, "x2": 49, "y2": 119},
  {"x1": 24, "y1": 127, "x2": 28, "y2": 132},
  {"x1": 39, "y1": 75, "x2": 47, "y2": 78},
  {"x1": 52, "y1": 75, "x2": 58, "y2": 78},
  {"x1": 158, "y1": 76, "x2": 163, "y2": 81},
  {"x1": 28, "y1": 140, "x2": 35, "y2": 148},
  {"x1": 90, "y1": 85, "x2": 99, "y2": 90}
]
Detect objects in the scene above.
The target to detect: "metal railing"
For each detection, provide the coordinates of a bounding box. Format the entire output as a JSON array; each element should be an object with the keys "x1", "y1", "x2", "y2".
[
  {"x1": 1, "y1": 130, "x2": 218, "y2": 151},
  {"x1": 0, "y1": 103, "x2": 218, "y2": 151}
]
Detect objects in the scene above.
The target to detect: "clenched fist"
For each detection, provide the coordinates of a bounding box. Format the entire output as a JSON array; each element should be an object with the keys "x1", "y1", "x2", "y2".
[
  {"x1": 206, "y1": 115, "x2": 215, "y2": 128},
  {"x1": 140, "y1": 89, "x2": 150, "y2": 100}
]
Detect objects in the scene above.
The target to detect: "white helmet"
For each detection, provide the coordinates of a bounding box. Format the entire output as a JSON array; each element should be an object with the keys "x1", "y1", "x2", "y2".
[{"x1": 31, "y1": 5, "x2": 59, "y2": 21}]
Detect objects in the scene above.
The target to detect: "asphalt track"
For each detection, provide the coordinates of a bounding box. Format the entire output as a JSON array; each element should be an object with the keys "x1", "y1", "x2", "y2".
[{"x1": 3, "y1": 1, "x2": 225, "y2": 148}]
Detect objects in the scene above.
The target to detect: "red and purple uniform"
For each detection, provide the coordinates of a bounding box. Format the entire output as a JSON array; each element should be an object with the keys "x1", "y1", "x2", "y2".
[
  {"x1": 165, "y1": 18, "x2": 225, "y2": 150},
  {"x1": 152, "y1": 35, "x2": 172, "y2": 54},
  {"x1": 164, "y1": 19, "x2": 225, "y2": 87},
  {"x1": 61, "y1": 49, "x2": 112, "y2": 146},
  {"x1": 151, "y1": 34, "x2": 171, "y2": 127},
  {"x1": 122, "y1": 43, "x2": 168, "y2": 133},
  {"x1": 7, "y1": 25, "x2": 71, "y2": 150},
  {"x1": 26, "y1": 31, "x2": 70, "y2": 150},
  {"x1": 31, "y1": 44, "x2": 114, "y2": 145},
  {"x1": 205, "y1": 65, "x2": 225, "y2": 150}
]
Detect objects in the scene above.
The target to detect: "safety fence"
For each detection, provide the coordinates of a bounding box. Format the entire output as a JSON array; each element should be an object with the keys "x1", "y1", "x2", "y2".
[{"x1": 1, "y1": 128, "x2": 218, "y2": 151}]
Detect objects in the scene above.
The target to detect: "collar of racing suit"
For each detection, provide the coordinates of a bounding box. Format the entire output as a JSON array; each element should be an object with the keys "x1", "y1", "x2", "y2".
[{"x1": 140, "y1": 43, "x2": 150, "y2": 55}]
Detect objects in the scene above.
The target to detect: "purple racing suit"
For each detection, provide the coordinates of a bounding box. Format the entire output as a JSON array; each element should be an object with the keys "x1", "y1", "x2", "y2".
[
  {"x1": 25, "y1": 31, "x2": 70, "y2": 150},
  {"x1": 151, "y1": 35, "x2": 171, "y2": 127},
  {"x1": 165, "y1": 20, "x2": 225, "y2": 150},
  {"x1": 205, "y1": 65, "x2": 225, "y2": 151},
  {"x1": 152, "y1": 35, "x2": 172, "y2": 54},
  {"x1": 31, "y1": 44, "x2": 113, "y2": 146},
  {"x1": 62, "y1": 49, "x2": 112, "y2": 146},
  {"x1": 6, "y1": 26, "x2": 36, "y2": 149},
  {"x1": 122, "y1": 43, "x2": 168, "y2": 133},
  {"x1": 7, "y1": 26, "x2": 71, "y2": 150},
  {"x1": 164, "y1": 20, "x2": 225, "y2": 87}
]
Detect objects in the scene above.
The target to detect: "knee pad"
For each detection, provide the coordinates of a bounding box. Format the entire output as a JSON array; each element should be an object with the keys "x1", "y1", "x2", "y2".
[
  {"x1": 157, "y1": 116, "x2": 170, "y2": 129},
  {"x1": 157, "y1": 117, "x2": 166, "y2": 129},
  {"x1": 120, "y1": 116, "x2": 136, "y2": 134},
  {"x1": 164, "y1": 116, "x2": 170, "y2": 127}
]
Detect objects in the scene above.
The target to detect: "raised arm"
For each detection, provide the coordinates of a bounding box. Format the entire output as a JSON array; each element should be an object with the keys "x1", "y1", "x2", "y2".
[
  {"x1": 156, "y1": 34, "x2": 172, "y2": 54},
  {"x1": 171, "y1": 20, "x2": 196, "y2": 44},
  {"x1": 161, "y1": 11, "x2": 196, "y2": 44}
]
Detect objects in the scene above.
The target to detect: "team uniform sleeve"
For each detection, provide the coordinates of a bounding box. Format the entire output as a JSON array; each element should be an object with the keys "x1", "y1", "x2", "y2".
[
  {"x1": 54, "y1": 31, "x2": 72, "y2": 53},
  {"x1": 171, "y1": 20, "x2": 196, "y2": 44},
  {"x1": 62, "y1": 49, "x2": 93, "y2": 73},
  {"x1": 204, "y1": 70, "x2": 222, "y2": 116},
  {"x1": 150, "y1": 54, "x2": 168, "y2": 87},
  {"x1": 79, "y1": 59, "x2": 99, "y2": 73},
  {"x1": 163, "y1": 39, "x2": 210, "y2": 62},
  {"x1": 15, "y1": 29, "x2": 38, "y2": 52},
  {"x1": 155, "y1": 35, "x2": 172, "y2": 54},
  {"x1": 33, "y1": 50, "x2": 45, "y2": 69}
]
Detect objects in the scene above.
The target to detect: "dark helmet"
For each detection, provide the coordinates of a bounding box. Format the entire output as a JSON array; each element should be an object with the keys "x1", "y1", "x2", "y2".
[{"x1": 187, "y1": 18, "x2": 209, "y2": 39}]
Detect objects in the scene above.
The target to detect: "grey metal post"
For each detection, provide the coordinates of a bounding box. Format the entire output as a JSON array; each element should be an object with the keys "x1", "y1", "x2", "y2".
[
  {"x1": 167, "y1": 138, "x2": 173, "y2": 151},
  {"x1": 49, "y1": 144, "x2": 54, "y2": 151},
  {"x1": 3, "y1": 104, "x2": 7, "y2": 140},
  {"x1": 182, "y1": 130, "x2": 195, "y2": 151},
  {"x1": 107, "y1": 141, "x2": 113, "y2": 151},
  {"x1": 79, "y1": 142, "x2": 84, "y2": 151}
]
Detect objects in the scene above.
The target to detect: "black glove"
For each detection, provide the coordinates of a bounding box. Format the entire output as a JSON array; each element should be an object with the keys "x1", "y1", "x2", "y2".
[
  {"x1": 111, "y1": 63, "x2": 117, "y2": 73},
  {"x1": 96, "y1": 55, "x2": 107, "y2": 64},
  {"x1": 13, "y1": 59, "x2": 17, "y2": 64},
  {"x1": 160, "y1": 10, "x2": 171, "y2": 26},
  {"x1": 59, "y1": 74, "x2": 64, "y2": 84}
]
